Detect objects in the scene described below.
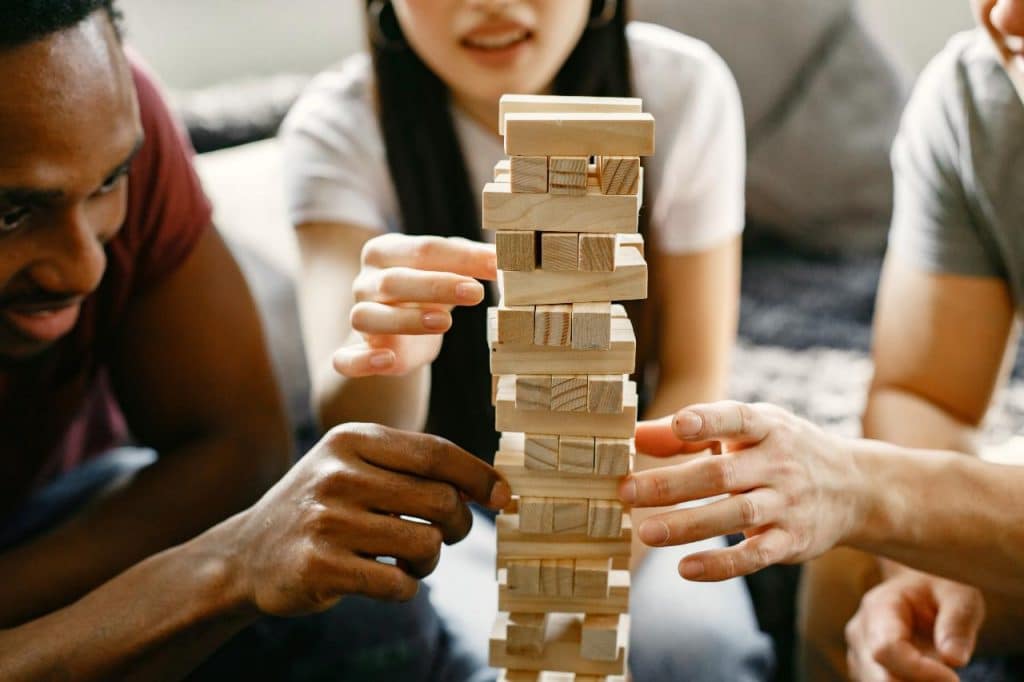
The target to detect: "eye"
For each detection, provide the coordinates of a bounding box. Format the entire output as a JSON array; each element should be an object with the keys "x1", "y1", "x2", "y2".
[
  {"x1": 0, "y1": 206, "x2": 30, "y2": 233},
  {"x1": 96, "y1": 167, "x2": 129, "y2": 195}
]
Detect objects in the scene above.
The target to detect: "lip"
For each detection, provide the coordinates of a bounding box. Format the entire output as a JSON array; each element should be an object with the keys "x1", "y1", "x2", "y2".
[
  {"x1": 460, "y1": 20, "x2": 534, "y2": 68},
  {"x1": 1, "y1": 301, "x2": 82, "y2": 343}
]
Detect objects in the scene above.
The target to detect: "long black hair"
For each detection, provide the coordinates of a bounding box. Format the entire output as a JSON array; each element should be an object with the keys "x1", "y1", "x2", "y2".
[{"x1": 368, "y1": 0, "x2": 650, "y2": 462}]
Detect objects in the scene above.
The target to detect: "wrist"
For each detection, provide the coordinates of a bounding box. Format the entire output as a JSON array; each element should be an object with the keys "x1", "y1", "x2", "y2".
[
  {"x1": 182, "y1": 512, "x2": 258, "y2": 621},
  {"x1": 842, "y1": 438, "x2": 900, "y2": 552}
]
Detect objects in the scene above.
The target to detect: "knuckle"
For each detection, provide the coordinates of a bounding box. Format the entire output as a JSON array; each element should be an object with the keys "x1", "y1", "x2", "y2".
[
  {"x1": 738, "y1": 495, "x2": 760, "y2": 527},
  {"x1": 409, "y1": 237, "x2": 444, "y2": 268},
  {"x1": 360, "y1": 237, "x2": 385, "y2": 266},
  {"x1": 737, "y1": 402, "x2": 756, "y2": 433},
  {"x1": 709, "y1": 457, "x2": 736, "y2": 491},
  {"x1": 428, "y1": 486, "x2": 461, "y2": 519},
  {"x1": 650, "y1": 474, "x2": 673, "y2": 502},
  {"x1": 349, "y1": 303, "x2": 373, "y2": 330}
]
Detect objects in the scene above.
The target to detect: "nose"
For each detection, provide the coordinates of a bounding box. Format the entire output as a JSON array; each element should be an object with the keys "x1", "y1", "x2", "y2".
[
  {"x1": 992, "y1": 0, "x2": 1024, "y2": 38},
  {"x1": 29, "y1": 206, "x2": 108, "y2": 296}
]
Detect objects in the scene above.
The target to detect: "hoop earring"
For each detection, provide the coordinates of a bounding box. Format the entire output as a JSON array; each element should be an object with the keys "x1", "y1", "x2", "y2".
[
  {"x1": 369, "y1": 0, "x2": 407, "y2": 50},
  {"x1": 588, "y1": 0, "x2": 618, "y2": 29}
]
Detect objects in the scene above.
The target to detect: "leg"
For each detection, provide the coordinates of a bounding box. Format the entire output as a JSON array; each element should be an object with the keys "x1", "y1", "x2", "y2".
[{"x1": 630, "y1": 536, "x2": 775, "y2": 682}]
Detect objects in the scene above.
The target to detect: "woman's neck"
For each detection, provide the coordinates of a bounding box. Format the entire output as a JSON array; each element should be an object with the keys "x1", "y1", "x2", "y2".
[{"x1": 452, "y1": 94, "x2": 502, "y2": 137}]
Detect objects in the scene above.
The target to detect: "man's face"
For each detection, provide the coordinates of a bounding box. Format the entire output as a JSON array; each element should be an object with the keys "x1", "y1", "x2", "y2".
[
  {"x1": 0, "y1": 12, "x2": 142, "y2": 362},
  {"x1": 973, "y1": 0, "x2": 1024, "y2": 100}
]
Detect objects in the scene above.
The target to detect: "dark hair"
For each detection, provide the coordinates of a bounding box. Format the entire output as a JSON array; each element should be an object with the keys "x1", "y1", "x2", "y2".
[
  {"x1": 369, "y1": 0, "x2": 650, "y2": 462},
  {"x1": 0, "y1": 0, "x2": 122, "y2": 49}
]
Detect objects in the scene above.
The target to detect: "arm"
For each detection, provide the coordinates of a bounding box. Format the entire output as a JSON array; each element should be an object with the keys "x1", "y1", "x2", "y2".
[
  {"x1": 296, "y1": 221, "x2": 431, "y2": 431},
  {"x1": 0, "y1": 228, "x2": 292, "y2": 627}
]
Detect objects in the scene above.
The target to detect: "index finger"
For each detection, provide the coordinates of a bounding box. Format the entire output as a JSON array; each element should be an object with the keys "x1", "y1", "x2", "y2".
[
  {"x1": 337, "y1": 424, "x2": 510, "y2": 509},
  {"x1": 635, "y1": 416, "x2": 718, "y2": 457},
  {"x1": 362, "y1": 235, "x2": 497, "y2": 281},
  {"x1": 873, "y1": 641, "x2": 958, "y2": 682},
  {"x1": 676, "y1": 402, "x2": 771, "y2": 445}
]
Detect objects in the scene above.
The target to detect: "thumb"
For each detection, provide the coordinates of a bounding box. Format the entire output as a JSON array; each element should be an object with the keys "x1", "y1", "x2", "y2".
[{"x1": 932, "y1": 583, "x2": 985, "y2": 667}]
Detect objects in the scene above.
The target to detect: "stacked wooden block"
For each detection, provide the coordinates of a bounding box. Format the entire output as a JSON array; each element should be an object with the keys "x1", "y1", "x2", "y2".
[{"x1": 485, "y1": 94, "x2": 653, "y2": 681}]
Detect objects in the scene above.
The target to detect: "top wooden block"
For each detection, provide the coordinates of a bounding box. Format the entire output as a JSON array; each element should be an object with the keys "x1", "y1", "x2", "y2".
[
  {"x1": 504, "y1": 113, "x2": 655, "y2": 157},
  {"x1": 498, "y1": 94, "x2": 642, "y2": 135}
]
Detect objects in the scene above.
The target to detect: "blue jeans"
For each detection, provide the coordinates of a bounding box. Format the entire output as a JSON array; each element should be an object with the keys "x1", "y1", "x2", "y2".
[{"x1": 0, "y1": 449, "x2": 483, "y2": 682}]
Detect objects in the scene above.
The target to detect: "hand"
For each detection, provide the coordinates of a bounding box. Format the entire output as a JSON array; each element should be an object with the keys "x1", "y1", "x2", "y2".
[
  {"x1": 224, "y1": 423, "x2": 510, "y2": 617},
  {"x1": 846, "y1": 570, "x2": 984, "y2": 681},
  {"x1": 620, "y1": 401, "x2": 864, "y2": 581},
  {"x1": 334, "y1": 234, "x2": 496, "y2": 377}
]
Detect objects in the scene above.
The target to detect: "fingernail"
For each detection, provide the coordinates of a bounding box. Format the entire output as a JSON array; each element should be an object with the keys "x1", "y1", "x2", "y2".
[
  {"x1": 488, "y1": 480, "x2": 511, "y2": 509},
  {"x1": 673, "y1": 411, "x2": 703, "y2": 438},
  {"x1": 423, "y1": 312, "x2": 449, "y2": 330},
  {"x1": 680, "y1": 559, "x2": 705, "y2": 580},
  {"x1": 455, "y1": 282, "x2": 482, "y2": 302},
  {"x1": 639, "y1": 520, "x2": 670, "y2": 546},
  {"x1": 940, "y1": 637, "x2": 971, "y2": 664},
  {"x1": 619, "y1": 478, "x2": 637, "y2": 504},
  {"x1": 369, "y1": 351, "x2": 394, "y2": 368}
]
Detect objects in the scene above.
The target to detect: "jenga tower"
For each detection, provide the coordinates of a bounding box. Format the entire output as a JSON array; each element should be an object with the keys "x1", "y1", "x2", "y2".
[{"x1": 484, "y1": 95, "x2": 654, "y2": 681}]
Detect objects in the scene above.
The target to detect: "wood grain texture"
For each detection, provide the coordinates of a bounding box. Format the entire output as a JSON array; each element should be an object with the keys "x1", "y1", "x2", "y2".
[
  {"x1": 548, "y1": 156, "x2": 588, "y2": 195},
  {"x1": 515, "y1": 375, "x2": 551, "y2": 411},
  {"x1": 498, "y1": 93, "x2": 641, "y2": 134},
  {"x1": 594, "y1": 438, "x2": 632, "y2": 476},
  {"x1": 496, "y1": 231, "x2": 536, "y2": 271},
  {"x1": 550, "y1": 375, "x2": 588, "y2": 412},
  {"x1": 533, "y1": 304, "x2": 572, "y2": 346},
  {"x1": 581, "y1": 614, "x2": 624, "y2": 662},
  {"x1": 523, "y1": 434, "x2": 559, "y2": 471},
  {"x1": 571, "y1": 302, "x2": 612, "y2": 350},
  {"x1": 499, "y1": 246, "x2": 647, "y2": 306},
  {"x1": 558, "y1": 435, "x2": 595, "y2": 473},
  {"x1": 510, "y1": 156, "x2": 548, "y2": 194},
  {"x1": 507, "y1": 612, "x2": 549, "y2": 656},
  {"x1": 495, "y1": 377, "x2": 638, "y2": 437},
  {"x1": 588, "y1": 375, "x2": 625, "y2": 414},
  {"x1": 539, "y1": 232, "x2": 579, "y2": 271},
  {"x1": 490, "y1": 612, "x2": 627, "y2": 675},
  {"x1": 504, "y1": 113, "x2": 655, "y2": 157},
  {"x1": 551, "y1": 498, "x2": 588, "y2": 535},
  {"x1": 597, "y1": 156, "x2": 640, "y2": 195},
  {"x1": 518, "y1": 497, "x2": 553, "y2": 534},
  {"x1": 578, "y1": 233, "x2": 617, "y2": 272},
  {"x1": 495, "y1": 434, "x2": 623, "y2": 499},
  {"x1": 496, "y1": 305, "x2": 535, "y2": 345},
  {"x1": 495, "y1": 512, "x2": 632, "y2": 569},
  {"x1": 498, "y1": 570, "x2": 631, "y2": 617},
  {"x1": 588, "y1": 500, "x2": 624, "y2": 539},
  {"x1": 574, "y1": 558, "x2": 612, "y2": 598},
  {"x1": 507, "y1": 559, "x2": 541, "y2": 595},
  {"x1": 482, "y1": 182, "x2": 639, "y2": 234}
]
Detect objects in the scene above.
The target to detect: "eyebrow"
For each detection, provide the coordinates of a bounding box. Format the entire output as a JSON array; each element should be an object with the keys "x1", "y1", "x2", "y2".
[{"x1": 0, "y1": 135, "x2": 145, "y2": 205}]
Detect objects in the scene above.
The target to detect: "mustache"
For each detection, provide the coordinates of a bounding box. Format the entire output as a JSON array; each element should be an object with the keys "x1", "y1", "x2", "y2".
[{"x1": 0, "y1": 288, "x2": 81, "y2": 309}]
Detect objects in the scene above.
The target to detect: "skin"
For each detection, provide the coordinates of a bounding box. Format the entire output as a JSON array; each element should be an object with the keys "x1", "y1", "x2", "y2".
[{"x1": 0, "y1": 12, "x2": 511, "y2": 678}]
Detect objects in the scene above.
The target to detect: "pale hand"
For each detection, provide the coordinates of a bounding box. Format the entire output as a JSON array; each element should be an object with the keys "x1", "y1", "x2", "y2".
[
  {"x1": 845, "y1": 570, "x2": 984, "y2": 681},
  {"x1": 621, "y1": 401, "x2": 864, "y2": 581},
  {"x1": 333, "y1": 234, "x2": 496, "y2": 377}
]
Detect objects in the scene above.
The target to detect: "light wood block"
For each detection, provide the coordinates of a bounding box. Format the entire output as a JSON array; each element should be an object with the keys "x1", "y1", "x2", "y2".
[
  {"x1": 498, "y1": 93, "x2": 642, "y2": 134},
  {"x1": 495, "y1": 512, "x2": 632, "y2": 569},
  {"x1": 507, "y1": 559, "x2": 541, "y2": 595},
  {"x1": 490, "y1": 308, "x2": 635, "y2": 375},
  {"x1": 499, "y1": 246, "x2": 647, "y2": 305},
  {"x1": 579, "y1": 233, "x2": 617, "y2": 272},
  {"x1": 540, "y1": 559, "x2": 559, "y2": 596},
  {"x1": 581, "y1": 614, "x2": 624, "y2": 662},
  {"x1": 619, "y1": 232, "x2": 644, "y2": 256},
  {"x1": 574, "y1": 558, "x2": 612, "y2": 598},
  {"x1": 540, "y1": 232, "x2": 580, "y2": 271},
  {"x1": 494, "y1": 158, "x2": 511, "y2": 180},
  {"x1": 482, "y1": 182, "x2": 639, "y2": 234},
  {"x1": 498, "y1": 672, "x2": 625, "y2": 682},
  {"x1": 588, "y1": 500, "x2": 624, "y2": 539},
  {"x1": 495, "y1": 438, "x2": 622, "y2": 500},
  {"x1": 519, "y1": 497, "x2": 553, "y2": 534},
  {"x1": 504, "y1": 113, "x2": 655, "y2": 157},
  {"x1": 496, "y1": 305, "x2": 534, "y2": 345},
  {"x1": 534, "y1": 304, "x2": 572, "y2": 346},
  {"x1": 551, "y1": 498, "x2": 588, "y2": 534},
  {"x1": 588, "y1": 375, "x2": 625, "y2": 414},
  {"x1": 498, "y1": 570, "x2": 631, "y2": 616},
  {"x1": 523, "y1": 434, "x2": 558, "y2": 471},
  {"x1": 510, "y1": 156, "x2": 548, "y2": 194},
  {"x1": 515, "y1": 375, "x2": 551, "y2": 411},
  {"x1": 491, "y1": 612, "x2": 627, "y2": 676},
  {"x1": 558, "y1": 436, "x2": 595, "y2": 473},
  {"x1": 598, "y1": 156, "x2": 641, "y2": 195},
  {"x1": 507, "y1": 612, "x2": 549, "y2": 656},
  {"x1": 548, "y1": 156, "x2": 588, "y2": 195},
  {"x1": 571, "y1": 302, "x2": 612, "y2": 351},
  {"x1": 495, "y1": 377, "x2": 638, "y2": 437},
  {"x1": 551, "y1": 375, "x2": 588, "y2": 412},
  {"x1": 594, "y1": 438, "x2": 632, "y2": 476},
  {"x1": 496, "y1": 231, "x2": 536, "y2": 271}
]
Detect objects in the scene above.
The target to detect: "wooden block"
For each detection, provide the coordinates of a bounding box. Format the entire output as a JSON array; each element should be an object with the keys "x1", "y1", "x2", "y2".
[
  {"x1": 495, "y1": 438, "x2": 622, "y2": 500},
  {"x1": 551, "y1": 498, "x2": 588, "y2": 534},
  {"x1": 598, "y1": 156, "x2": 641, "y2": 195},
  {"x1": 519, "y1": 497, "x2": 553, "y2": 534},
  {"x1": 574, "y1": 558, "x2": 612, "y2": 598},
  {"x1": 551, "y1": 375, "x2": 587, "y2": 412},
  {"x1": 579, "y1": 233, "x2": 616, "y2": 272},
  {"x1": 588, "y1": 500, "x2": 624, "y2": 538},
  {"x1": 534, "y1": 304, "x2": 571, "y2": 346},
  {"x1": 496, "y1": 231, "x2": 536, "y2": 271},
  {"x1": 581, "y1": 614, "x2": 623, "y2": 662},
  {"x1": 619, "y1": 232, "x2": 644, "y2": 256},
  {"x1": 539, "y1": 233, "x2": 579, "y2": 271},
  {"x1": 491, "y1": 374, "x2": 499, "y2": 405},
  {"x1": 507, "y1": 612, "x2": 549, "y2": 656},
  {"x1": 571, "y1": 302, "x2": 612, "y2": 350},
  {"x1": 496, "y1": 305, "x2": 534, "y2": 345},
  {"x1": 558, "y1": 436, "x2": 595, "y2": 473},
  {"x1": 482, "y1": 182, "x2": 639, "y2": 234},
  {"x1": 510, "y1": 156, "x2": 548, "y2": 194},
  {"x1": 499, "y1": 246, "x2": 647, "y2": 305},
  {"x1": 540, "y1": 559, "x2": 559, "y2": 596},
  {"x1": 495, "y1": 376, "x2": 638, "y2": 437},
  {"x1": 504, "y1": 113, "x2": 656, "y2": 157},
  {"x1": 498, "y1": 93, "x2": 642, "y2": 134},
  {"x1": 523, "y1": 434, "x2": 558, "y2": 470},
  {"x1": 494, "y1": 158, "x2": 511, "y2": 180},
  {"x1": 556, "y1": 558, "x2": 575, "y2": 597},
  {"x1": 515, "y1": 375, "x2": 551, "y2": 411},
  {"x1": 588, "y1": 375, "x2": 625, "y2": 414},
  {"x1": 507, "y1": 559, "x2": 541, "y2": 595},
  {"x1": 499, "y1": 570, "x2": 631, "y2": 616},
  {"x1": 491, "y1": 612, "x2": 627, "y2": 676},
  {"x1": 548, "y1": 156, "x2": 588, "y2": 195},
  {"x1": 495, "y1": 512, "x2": 633, "y2": 569},
  {"x1": 594, "y1": 438, "x2": 631, "y2": 476}
]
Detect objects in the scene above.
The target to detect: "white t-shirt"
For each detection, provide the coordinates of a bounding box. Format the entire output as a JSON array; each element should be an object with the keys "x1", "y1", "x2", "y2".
[{"x1": 280, "y1": 21, "x2": 745, "y2": 255}]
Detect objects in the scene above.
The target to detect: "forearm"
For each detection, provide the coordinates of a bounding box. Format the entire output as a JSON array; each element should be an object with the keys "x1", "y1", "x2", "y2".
[
  {"x1": 313, "y1": 352, "x2": 430, "y2": 432},
  {"x1": 863, "y1": 385, "x2": 980, "y2": 454},
  {"x1": 0, "y1": 430, "x2": 285, "y2": 626},
  {"x1": 848, "y1": 440, "x2": 1024, "y2": 595},
  {"x1": 0, "y1": 524, "x2": 254, "y2": 680}
]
